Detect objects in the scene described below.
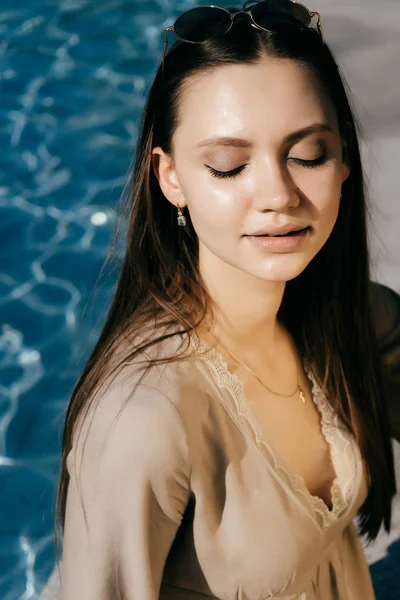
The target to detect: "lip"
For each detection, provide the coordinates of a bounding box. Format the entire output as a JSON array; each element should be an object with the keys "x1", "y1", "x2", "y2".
[
  {"x1": 246, "y1": 224, "x2": 309, "y2": 236},
  {"x1": 245, "y1": 227, "x2": 310, "y2": 252}
]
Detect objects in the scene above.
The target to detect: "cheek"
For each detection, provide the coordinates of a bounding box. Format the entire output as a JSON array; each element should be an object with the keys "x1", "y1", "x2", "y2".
[
  {"x1": 304, "y1": 165, "x2": 342, "y2": 221},
  {"x1": 317, "y1": 178, "x2": 342, "y2": 222},
  {"x1": 311, "y1": 193, "x2": 341, "y2": 250},
  {"x1": 183, "y1": 179, "x2": 246, "y2": 238}
]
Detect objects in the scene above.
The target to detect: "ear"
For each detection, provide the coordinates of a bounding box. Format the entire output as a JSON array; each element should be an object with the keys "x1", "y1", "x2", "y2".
[{"x1": 151, "y1": 147, "x2": 187, "y2": 208}]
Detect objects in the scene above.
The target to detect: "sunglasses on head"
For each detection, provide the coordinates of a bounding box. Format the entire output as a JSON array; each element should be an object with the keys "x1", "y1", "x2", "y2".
[{"x1": 162, "y1": 0, "x2": 324, "y2": 74}]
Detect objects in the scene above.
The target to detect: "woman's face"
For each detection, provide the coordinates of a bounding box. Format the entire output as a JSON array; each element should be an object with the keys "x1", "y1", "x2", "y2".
[{"x1": 153, "y1": 57, "x2": 350, "y2": 283}]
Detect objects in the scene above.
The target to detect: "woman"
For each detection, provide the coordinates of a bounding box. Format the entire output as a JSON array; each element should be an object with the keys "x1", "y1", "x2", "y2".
[{"x1": 40, "y1": 1, "x2": 400, "y2": 599}]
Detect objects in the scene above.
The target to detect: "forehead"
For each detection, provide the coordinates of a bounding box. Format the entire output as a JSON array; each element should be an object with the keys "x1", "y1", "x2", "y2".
[{"x1": 173, "y1": 58, "x2": 338, "y2": 151}]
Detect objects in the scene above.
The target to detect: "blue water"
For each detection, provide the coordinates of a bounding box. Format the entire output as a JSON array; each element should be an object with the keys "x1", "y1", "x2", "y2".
[{"x1": 0, "y1": 1, "x2": 399, "y2": 598}]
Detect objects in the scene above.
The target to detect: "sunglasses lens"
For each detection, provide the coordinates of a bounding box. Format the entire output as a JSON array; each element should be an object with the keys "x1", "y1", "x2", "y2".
[
  {"x1": 252, "y1": 0, "x2": 310, "y2": 32},
  {"x1": 174, "y1": 7, "x2": 231, "y2": 42}
]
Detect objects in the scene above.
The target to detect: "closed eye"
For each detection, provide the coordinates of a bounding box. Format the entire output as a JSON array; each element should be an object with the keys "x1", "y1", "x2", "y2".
[
  {"x1": 206, "y1": 150, "x2": 328, "y2": 180},
  {"x1": 205, "y1": 150, "x2": 328, "y2": 179},
  {"x1": 289, "y1": 150, "x2": 328, "y2": 168},
  {"x1": 205, "y1": 164, "x2": 247, "y2": 179}
]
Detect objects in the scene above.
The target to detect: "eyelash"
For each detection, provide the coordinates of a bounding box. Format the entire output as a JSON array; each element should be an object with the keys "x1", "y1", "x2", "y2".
[{"x1": 206, "y1": 150, "x2": 328, "y2": 179}]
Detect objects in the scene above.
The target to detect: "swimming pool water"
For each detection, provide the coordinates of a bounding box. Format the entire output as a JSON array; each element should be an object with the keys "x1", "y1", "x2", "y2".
[{"x1": 1, "y1": 0, "x2": 399, "y2": 598}]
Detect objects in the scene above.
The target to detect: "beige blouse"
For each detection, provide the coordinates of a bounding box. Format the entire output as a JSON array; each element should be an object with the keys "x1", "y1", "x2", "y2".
[{"x1": 39, "y1": 281, "x2": 400, "y2": 600}]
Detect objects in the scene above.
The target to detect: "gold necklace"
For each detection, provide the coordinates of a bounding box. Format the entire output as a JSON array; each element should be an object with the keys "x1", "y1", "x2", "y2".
[{"x1": 207, "y1": 330, "x2": 306, "y2": 404}]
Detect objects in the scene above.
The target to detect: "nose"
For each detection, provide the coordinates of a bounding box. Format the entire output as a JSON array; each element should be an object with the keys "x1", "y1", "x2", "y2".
[{"x1": 253, "y1": 159, "x2": 300, "y2": 212}]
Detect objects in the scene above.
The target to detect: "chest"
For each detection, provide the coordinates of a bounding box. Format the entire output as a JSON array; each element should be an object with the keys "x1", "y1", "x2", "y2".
[{"x1": 239, "y1": 367, "x2": 338, "y2": 511}]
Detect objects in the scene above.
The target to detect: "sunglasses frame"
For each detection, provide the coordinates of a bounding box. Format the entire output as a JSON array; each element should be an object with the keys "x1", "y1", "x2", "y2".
[{"x1": 162, "y1": 0, "x2": 324, "y2": 74}]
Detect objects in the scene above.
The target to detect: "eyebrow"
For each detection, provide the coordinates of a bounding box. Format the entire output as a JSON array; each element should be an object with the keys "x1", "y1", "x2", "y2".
[{"x1": 195, "y1": 123, "x2": 334, "y2": 149}]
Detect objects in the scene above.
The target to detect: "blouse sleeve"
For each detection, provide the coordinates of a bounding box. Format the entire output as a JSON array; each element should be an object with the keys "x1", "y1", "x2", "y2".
[
  {"x1": 369, "y1": 280, "x2": 400, "y2": 442},
  {"x1": 60, "y1": 379, "x2": 191, "y2": 600}
]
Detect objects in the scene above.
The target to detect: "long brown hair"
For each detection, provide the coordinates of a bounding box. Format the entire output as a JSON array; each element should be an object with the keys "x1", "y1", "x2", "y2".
[{"x1": 54, "y1": 10, "x2": 396, "y2": 565}]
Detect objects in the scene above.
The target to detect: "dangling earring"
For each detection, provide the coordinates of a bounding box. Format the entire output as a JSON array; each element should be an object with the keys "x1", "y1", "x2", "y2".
[{"x1": 177, "y1": 199, "x2": 186, "y2": 226}]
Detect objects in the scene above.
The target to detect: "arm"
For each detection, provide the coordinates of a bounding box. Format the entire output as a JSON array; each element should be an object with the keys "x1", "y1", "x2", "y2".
[
  {"x1": 369, "y1": 280, "x2": 400, "y2": 443},
  {"x1": 60, "y1": 379, "x2": 191, "y2": 600}
]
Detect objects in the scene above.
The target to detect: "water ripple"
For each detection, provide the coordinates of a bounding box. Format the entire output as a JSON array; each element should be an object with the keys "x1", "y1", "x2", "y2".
[{"x1": 1, "y1": 1, "x2": 400, "y2": 599}]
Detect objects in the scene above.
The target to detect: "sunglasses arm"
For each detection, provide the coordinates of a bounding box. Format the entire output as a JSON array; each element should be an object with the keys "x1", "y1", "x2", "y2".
[
  {"x1": 161, "y1": 10, "x2": 325, "y2": 74},
  {"x1": 310, "y1": 11, "x2": 324, "y2": 44},
  {"x1": 162, "y1": 26, "x2": 174, "y2": 75}
]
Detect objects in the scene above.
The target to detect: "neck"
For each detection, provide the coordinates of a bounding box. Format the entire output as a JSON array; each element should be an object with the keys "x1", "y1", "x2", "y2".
[{"x1": 197, "y1": 246, "x2": 287, "y2": 364}]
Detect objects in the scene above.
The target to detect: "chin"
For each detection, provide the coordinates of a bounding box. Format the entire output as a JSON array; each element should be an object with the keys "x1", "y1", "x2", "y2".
[{"x1": 251, "y1": 255, "x2": 312, "y2": 282}]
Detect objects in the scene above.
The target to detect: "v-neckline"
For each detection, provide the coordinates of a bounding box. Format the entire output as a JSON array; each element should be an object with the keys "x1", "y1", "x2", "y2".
[{"x1": 188, "y1": 332, "x2": 350, "y2": 530}]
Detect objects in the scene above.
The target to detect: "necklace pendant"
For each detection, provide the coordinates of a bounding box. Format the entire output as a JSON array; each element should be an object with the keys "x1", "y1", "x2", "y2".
[{"x1": 299, "y1": 389, "x2": 306, "y2": 404}]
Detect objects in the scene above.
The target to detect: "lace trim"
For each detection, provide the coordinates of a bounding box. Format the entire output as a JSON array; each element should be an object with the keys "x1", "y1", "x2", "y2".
[{"x1": 189, "y1": 333, "x2": 355, "y2": 531}]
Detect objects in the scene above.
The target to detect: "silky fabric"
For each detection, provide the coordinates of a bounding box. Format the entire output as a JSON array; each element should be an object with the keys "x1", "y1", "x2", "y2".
[{"x1": 39, "y1": 281, "x2": 400, "y2": 600}]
